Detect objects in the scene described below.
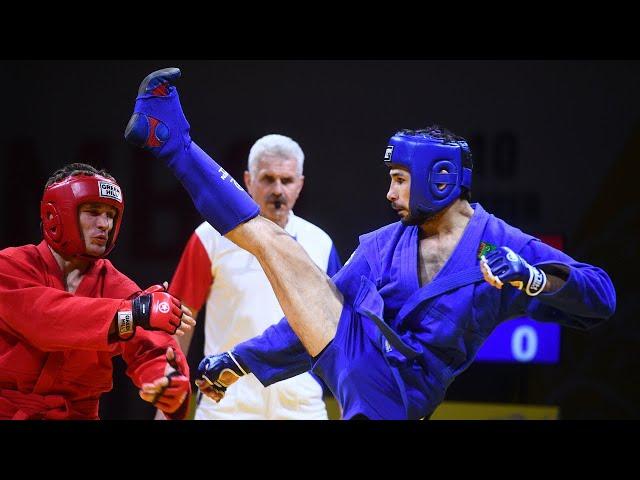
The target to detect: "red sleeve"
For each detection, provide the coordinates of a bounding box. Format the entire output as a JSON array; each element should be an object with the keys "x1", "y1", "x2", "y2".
[
  {"x1": 121, "y1": 329, "x2": 191, "y2": 420},
  {"x1": 100, "y1": 260, "x2": 142, "y2": 299},
  {"x1": 122, "y1": 330, "x2": 190, "y2": 384},
  {"x1": 168, "y1": 231, "x2": 213, "y2": 312},
  {"x1": 0, "y1": 253, "x2": 123, "y2": 352}
]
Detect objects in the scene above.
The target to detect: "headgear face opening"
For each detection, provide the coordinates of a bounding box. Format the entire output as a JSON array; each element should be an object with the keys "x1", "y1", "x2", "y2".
[
  {"x1": 40, "y1": 174, "x2": 124, "y2": 260},
  {"x1": 384, "y1": 131, "x2": 472, "y2": 222}
]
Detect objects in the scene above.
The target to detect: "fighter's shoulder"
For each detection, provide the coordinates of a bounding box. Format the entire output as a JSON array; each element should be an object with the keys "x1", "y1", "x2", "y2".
[
  {"x1": 0, "y1": 244, "x2": 42, "y2": 273},
  {"x1": 358, "y1": 221, "x2": 403, "y2": 247},
  {"x1": 0, "y1": 244, "x2": 37, "y2": 261},
  {"x1": 483, "y1": 208, "x2": 538, "y2": 249}
]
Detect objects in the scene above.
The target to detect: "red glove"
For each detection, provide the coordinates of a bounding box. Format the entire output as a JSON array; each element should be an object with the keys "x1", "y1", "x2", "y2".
[
  {"x1": 154, "y1": 371, "x2": 190, "y2": 414},
  {"x1": 116, "y1": 285, "x2": 184, "y2": 340},
  {"x1": 145, "y1": 347, "x2": 190, "y2": 415},
  {"x1": 140, "y1": 284, "x2": 167, "y2": 295}
]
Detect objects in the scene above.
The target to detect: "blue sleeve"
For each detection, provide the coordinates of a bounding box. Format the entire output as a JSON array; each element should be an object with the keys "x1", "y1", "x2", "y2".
[
  {"x1": 234, "y1": 317, "x2": 313, "y2": 386},
  {"x1": 234, "y1": 242, "x2": 374, "y2": 386},
  {"x1": 326, "y1": 244, "x2": 343, "y2": 277},
  {"x1": 505, "y1": 239, "x2": 616, "y2": 330}
]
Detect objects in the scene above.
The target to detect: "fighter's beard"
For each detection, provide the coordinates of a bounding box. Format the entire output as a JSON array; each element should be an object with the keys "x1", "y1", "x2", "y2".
[{"x1": 400, "y1": 207, "x2": 445, "y2": 226}]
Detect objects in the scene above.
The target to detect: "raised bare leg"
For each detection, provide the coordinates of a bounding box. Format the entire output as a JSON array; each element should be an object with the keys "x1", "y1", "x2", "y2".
[{"x1": 125, "y1": 68, "x2": 341, "y2": 356}]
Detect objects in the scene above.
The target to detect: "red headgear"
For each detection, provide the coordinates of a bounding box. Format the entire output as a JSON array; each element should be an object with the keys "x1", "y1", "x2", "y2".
[{"x1": 40, "y1": 174, "x2": 124, "y2": 260}]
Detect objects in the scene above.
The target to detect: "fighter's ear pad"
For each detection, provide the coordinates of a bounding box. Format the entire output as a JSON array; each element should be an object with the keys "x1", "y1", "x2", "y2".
[{"x1": 42, "y1": 203, "x2": 63, "y2": 242}]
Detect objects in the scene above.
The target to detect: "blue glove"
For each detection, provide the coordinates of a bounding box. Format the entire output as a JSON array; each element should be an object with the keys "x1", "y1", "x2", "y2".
[
  {"x1": 196, "y1": 351, "x2": 250, "y2": 400},
  {"x1": 480, "y1": 246, "x2": 547, "y2": 296},
  {"x1": 124, "y1": 68, "x2": 260, "y2": 235}
]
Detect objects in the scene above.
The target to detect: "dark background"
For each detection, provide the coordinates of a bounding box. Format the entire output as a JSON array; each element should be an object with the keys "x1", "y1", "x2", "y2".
[{"x1": 1, "y1": 60, "x2": 638, "y2": 419}]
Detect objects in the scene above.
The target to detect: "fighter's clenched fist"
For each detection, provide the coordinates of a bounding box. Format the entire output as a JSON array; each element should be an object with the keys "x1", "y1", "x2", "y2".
[
  {"x1": 116, "y1": 284, "x2": 195, "y2": 340},
  {"x1": 195, "y1": 351, "x2": 249, "y2": 402},
  {"x1": 481, "y1": 246, "x2": 547, "y2": 296}
]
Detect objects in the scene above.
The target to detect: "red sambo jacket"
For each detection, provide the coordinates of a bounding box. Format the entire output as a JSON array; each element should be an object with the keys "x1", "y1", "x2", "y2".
[{"x1": 0, "y1": 241, "x2": 190, "y2": 420}]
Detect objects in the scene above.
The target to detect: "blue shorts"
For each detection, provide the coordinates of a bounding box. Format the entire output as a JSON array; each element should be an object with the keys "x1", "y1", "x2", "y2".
[
  {"x1": 310, "y1": 303, "x2": 411, "y2": 420},
  {"x1": 312, "y1": 305, "x2": 446, "y2": 420},
  {"x1": 311, "y1": 276, "x2": 447, "y2": 420}
]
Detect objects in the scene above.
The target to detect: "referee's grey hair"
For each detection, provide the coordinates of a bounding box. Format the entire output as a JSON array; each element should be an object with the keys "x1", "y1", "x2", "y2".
[{"x1": 248, "y1": 134, "x2": 304, "y2": 176}]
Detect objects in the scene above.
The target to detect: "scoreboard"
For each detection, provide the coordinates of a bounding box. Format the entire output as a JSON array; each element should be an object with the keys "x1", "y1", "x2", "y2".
[{"x1": 475, "y1": 316, "x2": 561, "y2": 363}]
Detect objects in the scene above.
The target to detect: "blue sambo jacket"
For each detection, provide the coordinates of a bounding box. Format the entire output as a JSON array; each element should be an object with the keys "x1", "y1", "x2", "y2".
[{"x1": 235, "y1": 203, "x2": 616, "y2": 415}]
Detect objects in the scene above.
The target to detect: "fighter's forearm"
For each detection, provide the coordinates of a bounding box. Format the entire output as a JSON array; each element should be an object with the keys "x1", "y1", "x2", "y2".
[
  {"x1": 0, "y1": 285, "x2": 122, "y2": 351},
  {"x1": 534, "y1": 263, "x2": 616, "y2": 323},
  {"x1": 543, "y1": 274, "x2": 566, "y2": 293},
  {"x1": 234, "y1": 317, "x2": 315, "y2": 386}
]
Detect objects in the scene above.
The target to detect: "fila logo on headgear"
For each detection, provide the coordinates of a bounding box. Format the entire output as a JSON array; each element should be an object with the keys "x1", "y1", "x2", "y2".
[
  {"x1": 158, "y1": 302, "x2": 170, "y2": 314},
  {"x1": 384, "y1": 145, "x2": 394, "y2": 161},
  {"x1": 99, "y1": 182, "x2": 122, "y2": 203}
]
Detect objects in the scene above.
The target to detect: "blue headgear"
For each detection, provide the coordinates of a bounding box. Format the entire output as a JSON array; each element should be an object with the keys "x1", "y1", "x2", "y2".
[{"x1": 383, "y1": 131, "x2": 472, "y2": 220}]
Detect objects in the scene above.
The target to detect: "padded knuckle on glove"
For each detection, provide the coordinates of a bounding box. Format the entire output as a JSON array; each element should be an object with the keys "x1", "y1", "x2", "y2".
[{"x1": 134, "y1": 291, "x2": 182, "y2": 334}]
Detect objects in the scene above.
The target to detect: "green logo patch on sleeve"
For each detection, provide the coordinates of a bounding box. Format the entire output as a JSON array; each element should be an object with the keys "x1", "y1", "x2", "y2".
[{"x1": 477, "y1": 241, "x2": 497, "y2": 260}]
